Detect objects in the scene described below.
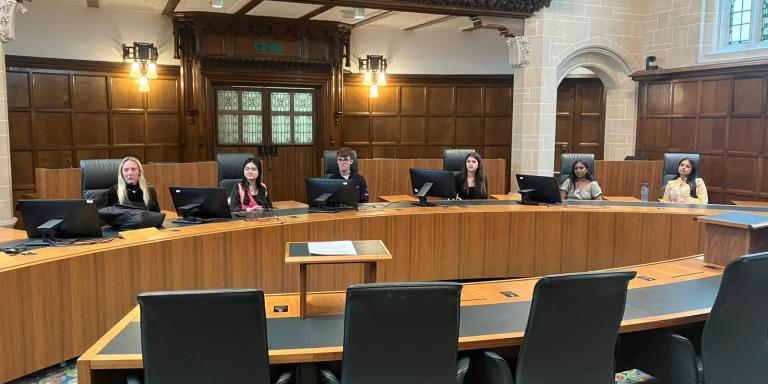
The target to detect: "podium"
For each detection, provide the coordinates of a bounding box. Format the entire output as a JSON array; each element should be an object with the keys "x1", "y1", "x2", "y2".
[
  {"x1": 285, "y1": 240, "x2": 392, "y2": 318},
  {"x1": 697, "y1": 212, "x2": 768, "y2": 266}
]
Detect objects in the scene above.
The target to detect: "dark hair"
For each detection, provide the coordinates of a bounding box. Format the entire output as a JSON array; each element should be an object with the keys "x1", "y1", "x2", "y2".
[
  {"x1": 239, "y1": 157, "x2": 266, "y2": 206},
  {"x1": 336, "y1": 147, "x2": 355, "y2": 160},
  {"x1": 568, "y1": 160, "x2": 594, "y2": 188},
  {"x1": 460, "y1": 152, "x2": 487, "y2": 196},
  {"x1": 675, "y1": 157, "x2": 698, "y2": 198}
]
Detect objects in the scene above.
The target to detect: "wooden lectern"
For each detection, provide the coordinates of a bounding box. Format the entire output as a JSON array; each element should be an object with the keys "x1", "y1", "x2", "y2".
[{"x1": 697, "y1": 212, "x2": 768, "y2": 266}]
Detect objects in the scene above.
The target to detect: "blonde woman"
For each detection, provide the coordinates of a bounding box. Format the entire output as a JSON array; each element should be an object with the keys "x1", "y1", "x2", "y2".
[{"x1": 105, "y1": 157, "x2": 160, "y2": 212}]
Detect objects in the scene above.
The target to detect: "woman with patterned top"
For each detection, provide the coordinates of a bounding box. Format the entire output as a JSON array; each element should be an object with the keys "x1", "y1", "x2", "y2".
[
  {"x1": 661, "y1": 158, "x2": 708, "y2": 204},
  {"x1": 559, "y1": 160, "x2": 603, "y2": 200}
]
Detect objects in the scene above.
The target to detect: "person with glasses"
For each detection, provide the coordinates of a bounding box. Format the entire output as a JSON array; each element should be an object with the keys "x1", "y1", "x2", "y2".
[
  {"x1": 327, "y1": 147, "x2": 369, "y2": 203},
  {"x1": 229, "y1": 157, "x2": 272, "y2": 212}
]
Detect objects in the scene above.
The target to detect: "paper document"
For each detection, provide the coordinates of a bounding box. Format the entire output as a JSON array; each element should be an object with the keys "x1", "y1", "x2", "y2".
[{"x1": 307, "y1": 241, "x2": 358, "y2": 255}]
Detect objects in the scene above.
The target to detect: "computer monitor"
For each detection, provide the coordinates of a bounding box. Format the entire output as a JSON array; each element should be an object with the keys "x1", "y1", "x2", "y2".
[
  {"x1": 169, "y1": 187, "x2": 232, "y2": 224},
  {"x1": 515, "y1": 174, "x2": 562, "y2": 205},
  {"x1": 18, "y1": 199, "x2": 103, "y2": 240},
  {"x1": 306, "y1": 178, "x2": 359, "y2": 211},
  {"x1": 409, "y1": 168, "x2": 458, "y2": 206}
]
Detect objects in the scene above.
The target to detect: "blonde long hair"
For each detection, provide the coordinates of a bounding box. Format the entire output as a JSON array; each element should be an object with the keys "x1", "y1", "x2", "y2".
[{"x1": 116, "y1": 157, "x2": 151, "y2": 208}]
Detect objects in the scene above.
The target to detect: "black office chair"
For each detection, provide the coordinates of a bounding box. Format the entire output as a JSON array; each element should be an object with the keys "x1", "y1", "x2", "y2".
[
  {"x1": 624, "y1": 155, "x2": 646, "y2": 161},
  {"x1": 323, "y1": 149, "x2": 358, "y2": 178},
  {"x1": 216, "y1": 153, "x2": 255, "y2": 197},
  {"x1": 319, "y1": 282, "x2": 469, "y2": 384},
  {"x1": 80, "y1": 159, "x2": 123, "y2": 208},
  {"x1": 443, "y1": 149, "x2": 476, "y2": 173},
  {"x1": 618, "y1": 252, "x2": 768, "y2": 384},
  {"x1": 468, "y1": 270, "x2": 636, "y2": 384},
  {"x1": 558, "y1": 153, "x2": 595, "y2": 185},
  {"x1": 661, "y1": 152, "x2": 700, "y2": 192},
  {"x1": 130, "y1": 289, "x2": 292, "y2": 384}
]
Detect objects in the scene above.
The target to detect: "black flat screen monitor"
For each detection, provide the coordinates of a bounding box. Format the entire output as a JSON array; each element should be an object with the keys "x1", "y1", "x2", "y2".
[
  {"x1": 18, "y1": 199, "x2": 103, "y2": 239},
  {"x1": 409, "y1": 168, "x2": 458, "y2": 206},
  {"x1": 169, "y1": 187, "x2": 232, "y2": 224},
  {"x1": 515, "y1": 174, "x2": 562, "y2": 205},
  {"x1": 306, "y1": 178, "x2": 359, "y2": 211}
]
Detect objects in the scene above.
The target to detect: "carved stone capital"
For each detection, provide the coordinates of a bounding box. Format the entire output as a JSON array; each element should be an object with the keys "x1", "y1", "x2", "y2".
[
  {"x1": 0, "y1": 0, "x2": 27, "y2": 43},
  {"x1": 507, "y1": 36, "x2": 530, "y2": 68}
]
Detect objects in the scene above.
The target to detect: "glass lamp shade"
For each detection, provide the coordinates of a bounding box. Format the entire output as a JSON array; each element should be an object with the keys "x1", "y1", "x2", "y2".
[
  {"x1": 138, "y1": 76, "x2": 150, "y2": 93},
  {"x1": 146, "y1": 62, "x2": 158, "y2": 79},
  {"x1": 129, "y1": 61, "x2": 142, "y2": 78},
  {"x1": 369, "y1": 84, "x2": 379, "y2": 98},
  {"x1": 363, "y1": 71, "x2": 373, "y2": 86},
  {"x1": 376, "y1": 71, "x2": 387, "y2": 86}
]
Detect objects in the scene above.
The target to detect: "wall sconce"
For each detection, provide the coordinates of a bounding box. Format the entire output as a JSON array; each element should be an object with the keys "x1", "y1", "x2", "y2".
[
  {"x1": 122, "y1": 42, "x2": 159, "y2": 93},
  {"x1": 359, "y1": 55, "x2": 387, "y2": 98}
]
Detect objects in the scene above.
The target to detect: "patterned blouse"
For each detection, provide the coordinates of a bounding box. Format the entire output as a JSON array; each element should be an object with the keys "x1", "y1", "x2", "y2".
[
  {"x1": 559, "y1": 178, "x2": 603, "y2": 200},
  {"x1": 661, "y1": 178, "x2": 708, "y2": 204}
]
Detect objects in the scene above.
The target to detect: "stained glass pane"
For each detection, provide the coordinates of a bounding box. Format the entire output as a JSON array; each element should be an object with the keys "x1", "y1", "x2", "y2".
[
  {"x1": 271, "y1": 92, "x2": 291, "y2": 112},
  {"x1": 730, "y1": 0, "x2": 752, "y2": 44},
  {"x1": 763, "y1": 0, "x2": 768, "y2": 40},
  {"x1": 217, "y1": 90, "x2": 238, "y2": 111},
  {"x1": 243, "y1": 114, "x2": 263, "y2": 144},
  {"x1": 294, "y1": 93, "x2": 313, "y2": 112},
  {"x1": 242, "y1": 91, "x2": 262, "y2": 111},
  {"x1": 294, "y1": 116, "x2": 313, "y2": 144},
  {"x1": 218, "y1": 114, "x2": 239, "y2": 144},
  {"x1": 271, "y1": 115, "x2": 291, "y2": 144}
]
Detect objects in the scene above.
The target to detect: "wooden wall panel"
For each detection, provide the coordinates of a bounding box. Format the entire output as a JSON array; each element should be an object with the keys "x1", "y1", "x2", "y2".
[
  {"x1": 342, "y1": 75, "x2": 514, "y2": 190},
  {"x1": 7, "y1": 56, "x2": 182, "y2": 211},
  {"x1": 634, "y1": 63, "x2": 768, "y2": 203}
]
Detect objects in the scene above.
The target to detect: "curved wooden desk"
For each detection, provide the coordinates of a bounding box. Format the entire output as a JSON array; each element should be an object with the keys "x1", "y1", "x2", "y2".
[
  {"x1": 1, "y1": 200, "x2": 766, "y2": 382},
  {"x1": 75, "y1": 256, "x2": 723, "y2": 384}
]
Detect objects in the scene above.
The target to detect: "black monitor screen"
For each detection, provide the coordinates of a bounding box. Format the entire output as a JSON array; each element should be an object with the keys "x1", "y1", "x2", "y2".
[
  {"x1": 306, "y1": 178, "x2": 359, "y2": 210},
  {"x1": 18, "y1": 199, "x2": 103, "y2": 239},
  {"x1": 169, "y1": 187, "x2": 232, "y2": 223},
  {"x1": 515, "y1": 174, "x2": 562, "y2": 205},
  {"x1": 409, "y1": 168, "x2": 458, "y2": 199}
]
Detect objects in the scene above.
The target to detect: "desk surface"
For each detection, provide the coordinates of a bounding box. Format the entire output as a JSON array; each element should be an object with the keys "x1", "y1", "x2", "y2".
[{"x1": 77, "y1": 256, "x2": 721, "y2": 383}]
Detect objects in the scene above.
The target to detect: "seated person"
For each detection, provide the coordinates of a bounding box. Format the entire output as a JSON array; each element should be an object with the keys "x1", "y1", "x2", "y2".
[
  {"x1": 457, "y1": 152, "x2": 488, "y2": 199},
  {"x1": 661, "y1": 158, "x2": 708, "y2": 204},
  {"x1": 229, "y1": 157, "x2": 272, "y2": 212},
  {"x1": 105, "y1": 156, "x2": 160, "y2": 212},
  {"x1": 327, "y1": 147, "x2": 369, "y2": 203},
  {"x1": 559, "y1": 160, "x2": 603, "y2": 200}
]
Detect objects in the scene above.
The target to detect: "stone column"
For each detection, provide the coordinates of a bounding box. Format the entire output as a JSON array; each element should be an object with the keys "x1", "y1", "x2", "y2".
[{"x1": 0, "y1": 0, "x2": 26, "y2": 226}]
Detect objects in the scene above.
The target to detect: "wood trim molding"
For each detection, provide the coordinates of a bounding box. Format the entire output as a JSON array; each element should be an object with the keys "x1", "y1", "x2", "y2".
[
  {"x1": 404, "y1": 15, "x2": 456, "y2": 31},
  {"x1": 630, "y1": 59, "x2": 768, "y2": 80},
  {"x1": 343, "y1": 73, "x2": 515, "y2": 85},
  {"x1": 275, "y1": 0, "x2": 551, "y2": 17},
  {"x1": 299, "y1": 4, "x2": 333, "y2": 20},
  {"x1": 6, "y1": 55, "x2": 180, "y2": 76},
  {"x1": 351, "y1": 10, "x2": 394, "y2": 29},
  {"x1": 162, "y1": 0, "x2": 181, "y2": 15}
]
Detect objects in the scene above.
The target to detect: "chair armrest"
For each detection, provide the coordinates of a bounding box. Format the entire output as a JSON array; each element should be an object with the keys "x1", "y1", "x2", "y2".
[
  {"x1": 468, "y1": 350, "x2": 514, "y2": 384},
  {"x1": 275, "y1": 370, "x2": 294, "y2": 384},
  {"x1": 619, "y1": 330, "x2": 698, "y2": 384},
  {"x1": 456, "y1": 356, "x2": 470, "y2": 384},
  {"x1": 126, "y1": 376, "x2": 142, "y2": 384},
  {"x1": 319, "y1": 368, "x2": 340, "y2": 384}
]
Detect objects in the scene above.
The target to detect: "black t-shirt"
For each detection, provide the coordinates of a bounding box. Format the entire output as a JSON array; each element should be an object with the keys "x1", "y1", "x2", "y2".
[{"x1": 105, "y1": 184, "x2": 160, "y2": 212}]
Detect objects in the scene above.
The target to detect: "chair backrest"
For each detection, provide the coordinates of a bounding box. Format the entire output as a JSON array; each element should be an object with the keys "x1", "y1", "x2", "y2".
[
  {"x1": 516, "y1": 271, "x2": 636, "y2": 384},
  {"x1": 216, "y1": 153, "x2": 255, "y2": 197},
  {"x1": 340, "y1": 282, "x2": 462, "y2": 384},
  {"x1": 137, "y1": 289, "x2": 271, "y2": 384},
  {"x1": 701, "y1": 252, "x2": 768, "y2": 384},
  {"x1": 623, "y1": 155, "x2": 646, "y2": 161},
  {"x1": 443, "y1": 148, "x2": 476, "y2": 172},
  {"x1": 661, "y1": 152, "x2": 700, "y2": 189},
  {"x1": 323, "y1": 149, "x2": 358, "y2": 177},
  {"x1": 558, "y1": 153, "x2": 595, "y2": 185},
  {"x1": 80, "y1": 159, "x2": 123, "y2": 208}
]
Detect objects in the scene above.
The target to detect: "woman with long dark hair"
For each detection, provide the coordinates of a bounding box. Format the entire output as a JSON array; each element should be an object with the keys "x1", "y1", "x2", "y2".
[
  {"x1": 229, "y1": 157, "x2": 272, "y2": 211},
  {"x1": 661, "y1": 158, "x2": 708, "y2": 204},
  {"x1": 559, "y1": 160, "x2": 603, "y2": 200},
  {"x1": 457, "y1": 152, "x2": 488, "y2": 199}
]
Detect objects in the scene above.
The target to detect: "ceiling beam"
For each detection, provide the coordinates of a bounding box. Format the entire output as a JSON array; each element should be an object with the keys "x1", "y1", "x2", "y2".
[
  {"x1": 299, "y1": 4, "x2": 333, "y2": 20},
  {"x1": 86, "y1": 0, "x2": 100, "y2": 7},
  {"x1": 162, "y1": 0, "x2": 181, "y2": 15},
  {"x1": 236, "y1": 0, "x2": 266, "y2": 16},
  {"x1": 404, "y1": 15, "x2": 456, "y2": 31},
  {"x1": 273, "y1": 0, "x2": 535, "y2": 18},
  {"x1": 352, "y1": 10, "x2": 395, "y2": 28}
]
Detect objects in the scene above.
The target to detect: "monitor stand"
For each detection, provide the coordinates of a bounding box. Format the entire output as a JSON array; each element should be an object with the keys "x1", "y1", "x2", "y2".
[
  {"x1": 172, "y1": 216, "x2": 205, "y2": 224},
  {"x1": 172, "y1": 203, "x2": 205, "y2": 224},
  {"x1": 411, "y1": 182, "x2": 437, "y2": 207},
  {"x1": 517, "y1": 189, "x2": 540, "y2": 206}
]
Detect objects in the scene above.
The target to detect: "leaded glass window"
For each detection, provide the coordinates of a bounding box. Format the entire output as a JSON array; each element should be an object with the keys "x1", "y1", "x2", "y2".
[
  {"x1": 762, "y1": 0, "x2": 768, "y2": 40},
  {"x1": 730, "y1": 0, "x2": 753, "y2": 44},
  {"x1": 216, "y1": 88, "x2": 264, "y2": 145}
]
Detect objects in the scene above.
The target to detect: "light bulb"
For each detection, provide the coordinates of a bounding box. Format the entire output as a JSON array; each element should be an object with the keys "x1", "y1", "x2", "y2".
[
  {"x1": 376, "y1": 71, "x2": 387, "y2": 86},
  {"x1": 138, "y1": 76, "x2": 150, "y2": 93},
  {"x1": 363, "y1": 71, "x2": 373, "y2": 86},
  {"x1": 369, "y1": 84, "x2": 379, "y2": 98},
  {"x1": 146, "y1": 62, "x2": 158, "y2": 79},
  {"x1": 129, "y1": 61, "x2": 141, "y2": 78}
]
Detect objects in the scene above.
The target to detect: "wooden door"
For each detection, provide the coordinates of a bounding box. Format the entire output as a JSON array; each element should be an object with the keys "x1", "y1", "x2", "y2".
[{"x1": 555, "y1": 78, "x2": 605, "y2": 173}]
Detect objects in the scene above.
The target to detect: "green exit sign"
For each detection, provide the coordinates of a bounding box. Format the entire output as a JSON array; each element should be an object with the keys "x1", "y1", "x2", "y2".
[{"x1": 254, "y1": 42, "x2": 283, "y2": 53}]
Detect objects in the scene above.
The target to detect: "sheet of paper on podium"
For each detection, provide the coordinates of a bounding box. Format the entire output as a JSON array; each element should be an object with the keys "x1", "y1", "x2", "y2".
[{"x1": 307, "y1": 240, "x2": 358, "y2": 255}]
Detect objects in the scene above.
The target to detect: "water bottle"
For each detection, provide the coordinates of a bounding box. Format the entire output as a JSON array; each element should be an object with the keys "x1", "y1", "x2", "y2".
[{"x1": 640, "y1": 183, "x2": 649, "y2": 202}]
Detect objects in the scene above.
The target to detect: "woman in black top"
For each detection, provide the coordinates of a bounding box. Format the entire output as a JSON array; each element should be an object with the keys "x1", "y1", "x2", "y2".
[
  {"x1": 457, "y1": 152, "x2": 488, "y2": 199},
  {"x1": 229, "y1": 157, "x2": 272, "y2": 212},
  {"x1": 105, "y1": 157, "x2": 160, "y2": 212}
]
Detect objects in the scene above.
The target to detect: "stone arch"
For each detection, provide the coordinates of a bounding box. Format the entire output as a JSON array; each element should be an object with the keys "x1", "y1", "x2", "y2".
[{"x1": 554, "y1": 45, "x2": 639, "y2": 161}]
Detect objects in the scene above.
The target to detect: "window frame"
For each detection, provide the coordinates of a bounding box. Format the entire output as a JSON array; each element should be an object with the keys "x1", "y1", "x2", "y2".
[
  {"x1": 718, "y1": 0, "x2": 768, "y2": 51},
  {"x1": 214, "y1": 86, "x2": 316, "y2": 147}
]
